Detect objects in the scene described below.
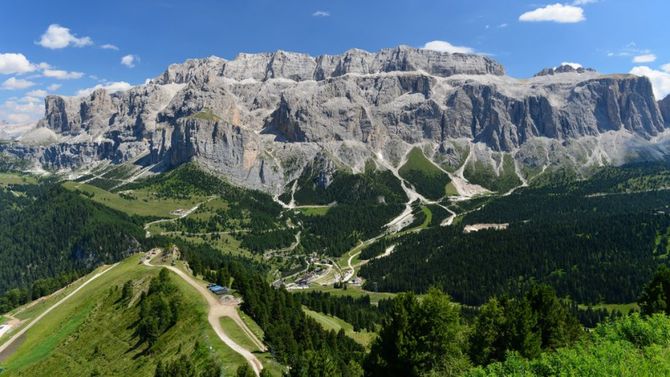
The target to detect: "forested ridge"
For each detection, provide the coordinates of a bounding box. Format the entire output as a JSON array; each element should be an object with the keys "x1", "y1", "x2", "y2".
[
  {"x1": 292, "y1": 165, "x2": 407, "y2": 206},
  {"x1": 0, "y1": 180, "x2": 145, "y2": 312},
  {"x1": 287, "y1": 166, "x2": 408, "y2": 257},
  {"x1": 361, "y1": 164, "x2": 670, "y2": 305}
]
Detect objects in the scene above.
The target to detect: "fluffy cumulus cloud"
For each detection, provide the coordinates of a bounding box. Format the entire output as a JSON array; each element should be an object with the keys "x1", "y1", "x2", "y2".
[
  {"x1": 519, "y1": 3, "x2": 586, "y2": 23},
  {"x1": 633, "y1": 54, "x2": 657, "y2": 64},
  {"x1": 76, "y1": 81, "x2": 133, "y2": 97},
  {"x1": 100, "y1": 44, "x2": 119, "y2": 50},
  {"x1": 0, "y1": 53, "x2": 37, "y2": 74},
  {"x1": 47, "y1": 83, "x2": 62, "y2": 91},
  {"x1": 42, "y1": 69, "x2": 84, "y2": 80},
  {"x1": 663, "y1": 64, "x2": 670, "y2": 74},
  {"x1": 312, "y1": 10, "x2": 330, "y2": 17},
  {"x1": 38, "y1": 24, "x2": 93, "y2": 49},
  {"x1": 561, "y1": 62, "x2": 583, "y2": 69},
  {"x1": 423, "y1": 40, "x2": 475, "y2": 54},
  {"x1": 630, "y1": 66, "x2": 670, "y2": 100},
  {"x1": 121, "y1": 54, "x2": 138, "y2": 68},
  {"x1": 1, "y1": 77, "x2": 35, "y2": 90}
]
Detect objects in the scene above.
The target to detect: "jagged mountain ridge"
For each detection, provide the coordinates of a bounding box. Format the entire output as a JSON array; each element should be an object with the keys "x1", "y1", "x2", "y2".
[{"x1": 1, "y1": 45, "x2": 670, "y2": 195}]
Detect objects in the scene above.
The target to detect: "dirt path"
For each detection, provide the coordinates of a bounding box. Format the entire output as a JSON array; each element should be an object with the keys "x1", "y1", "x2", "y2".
[
  {"x1": 143, "y1": 197, "x2": 215, "y2": 237},
  {"x1": 144, "y1": 254, "x2": 265, "y2": 376},
  {"x1": 0, "y1": 263, "x2": 118, "y2": 355}
]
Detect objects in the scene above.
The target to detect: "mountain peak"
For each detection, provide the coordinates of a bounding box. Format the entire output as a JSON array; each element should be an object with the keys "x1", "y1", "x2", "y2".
[
  {"x1": 535, "y1": 64, "x2": 596, "y2": 77},
  {"x1": 155, "y1": 45, "x2": 505, "y2": 85}
]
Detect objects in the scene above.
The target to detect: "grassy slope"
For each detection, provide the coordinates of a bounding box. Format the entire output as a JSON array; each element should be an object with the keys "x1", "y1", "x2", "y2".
[
  {"x1": 301, "y1": 285, "x2": 396, "y2": 305},
  {"x1": 297, "y1": 206, "x2": 331, "y2": 216},
  {"x1": 1, "y1": 255, "x2": 248, "y2": 377},
  {"x1": 303, "y1": 307, "x2": 376, "y2": 348},
  {"x1": 62, "y1": 180, "x2": 208, "y2": 219},
  {"x1": 399, "y1": 147, "x2": 452, "y2": 200},
  {"x1": 0, "y1": 173, "x2": 37, "y2": 188},
  {"x1": 219, "y1": 318, "x2": 284, "y2": 376}
]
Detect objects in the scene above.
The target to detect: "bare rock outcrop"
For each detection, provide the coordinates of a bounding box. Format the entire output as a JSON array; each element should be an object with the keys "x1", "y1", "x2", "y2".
[{"x1": 1, "y1": 46, "x2": 668, "y2": 194}]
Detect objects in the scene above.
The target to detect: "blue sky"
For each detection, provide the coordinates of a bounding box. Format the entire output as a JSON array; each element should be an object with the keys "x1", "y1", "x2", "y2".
[{"x1": 1, "y1": 0, "x2": 669, "y2": 125}]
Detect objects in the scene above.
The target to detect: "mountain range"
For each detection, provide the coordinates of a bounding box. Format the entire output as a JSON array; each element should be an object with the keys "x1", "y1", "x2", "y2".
[{"x1": 2, "y1": 45, "x2": 670, "y2": 196}]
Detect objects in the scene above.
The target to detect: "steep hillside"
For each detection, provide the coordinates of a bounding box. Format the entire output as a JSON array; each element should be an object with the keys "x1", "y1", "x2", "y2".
[
  {"x1": 0, "y1": 176, "x2": 146, "y2": 313},
  {"x1": 0, "y1": 254, "x2": 280, "y2": 376}
]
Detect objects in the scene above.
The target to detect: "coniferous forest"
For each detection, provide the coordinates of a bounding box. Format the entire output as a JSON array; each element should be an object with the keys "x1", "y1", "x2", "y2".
[{"x1": 0, "y1": 179, "x2": 145, "y2": 312}]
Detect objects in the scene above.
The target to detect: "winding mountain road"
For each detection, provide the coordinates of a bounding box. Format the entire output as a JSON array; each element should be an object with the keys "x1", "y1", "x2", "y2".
[{"x1": 143, "y1": 253, "x2": 265, "y2": 376}]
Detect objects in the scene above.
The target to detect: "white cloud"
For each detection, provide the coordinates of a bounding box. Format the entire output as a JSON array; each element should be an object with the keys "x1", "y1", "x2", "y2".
[
  {"x1": 312, "y1": 10, "x2": 330, "y2": 17},
  {"x1": 632, "y1": 54, "x2": 657, "y2": 63},
  {"x1": 1, "y1": 95, "x2": 44, "y2": 124},
  {"x1": 630, "y1": 66, "x2": 670, "y2": 100},
  {"x1": 38, "y1": 24, "x2": 93, "y2": 49},
  {"x1": 662, "y1": 64, "x2": 670, "y2": 74},
  {"x1": 26, "y1": 89, "x2": 48, "y2": 97},
  {"x1": 608, "y1": 43, "x2": 652, "y2": 59},
  {"x1": 42, "y1": 69, "x2": 84, "y2": 80},
  {"x1": 519, "y1": 4, "x2": 585, "y2": 23},
  {"x1": 5, "y1": 113, "x2": 32, "y2": 124},
  {"x1": 1, "y1": 77, "x2": 36, "y2": 90},
  {"x1": 76, "y1": 81, "x2": 133, "y2": 97},
  {"x1": 0, "y1": 53, "x2": 37, "y2": 74},
  {"x1": 101, "y1": 44, "x2": 119, "y2": 50},
  {"x1": 561, "y1": 62, "x2": 582, "y2": 69},
  {"x1": 47, "y1": 83, "x2": 62, "y2": 91},
  {"x1": 121, "y1": 54, "x2": 138, "y2": 68},
  {"x1": 423, "y1": 40, "x2": 475, "y2": 54}
]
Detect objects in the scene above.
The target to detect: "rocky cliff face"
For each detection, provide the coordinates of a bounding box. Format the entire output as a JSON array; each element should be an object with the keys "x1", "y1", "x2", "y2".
[
  {"x1": 1, "y1": 47, "x2": 668, "y2": 194},
  {"x1": 660, "y1": 96, "x2": 670, "y2": 128}
]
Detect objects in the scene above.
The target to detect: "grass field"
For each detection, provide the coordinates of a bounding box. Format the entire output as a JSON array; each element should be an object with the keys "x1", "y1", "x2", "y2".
[
  {"x1": 219, "y1": 316, "x2": 285, "y2": 376},
  {"x1": 62, "y1": 180, "x2": 208, "y2": 218},
  {"x1": 0, "y1": 255, "x2": 250, "y2": 377},
  {"x1": 0, "y1": 173, "x2": 37, "y2": 186},
  {"x1": 296, "y1": 206, "x2": 331, "y2": 216},
  {"x1": 301, "y1": 284, "x2": 396, "y2": 305},
  {"x1": 219, "y1": 317, "x2": 258, "y2": 351},
  {"x1": 303, "y1": 307, "x2": 376, "y2": 347},
  {"x1": 399, "y1": 147, "x2": 452, "y2": 200},
  {"x1": 171, "y1": 233, "x2": 257, "y2": 260}
]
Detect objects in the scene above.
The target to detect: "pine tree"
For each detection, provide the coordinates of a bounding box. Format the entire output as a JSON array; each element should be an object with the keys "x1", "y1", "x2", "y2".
[{"x1": 639, "y1": 265, "x2": 670, "y2": 315}]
